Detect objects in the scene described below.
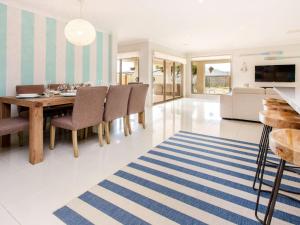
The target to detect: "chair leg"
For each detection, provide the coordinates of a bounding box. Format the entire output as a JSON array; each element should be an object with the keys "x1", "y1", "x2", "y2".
[
  {"x1": 138, "y1": 112, "x2": 142, "y2": 124},
  {"x1": 123, "y1": 116, "x2": 129, "y2": 136},
  {"x1": 141, "y1": 111, "x2": 146, "y2": 129},
  {"x1": 50, "y1": 125, "x2": 56, "y2": 150},
  {"x1": 127, "y1": 115, "x2": 132, "y2": 135},
  {"x1": 104, "y1": 122, "x2": 110, "y2": 144},
  {"x1": 84, "y1": 128, "x2": 88, "y2": 139},
  {"x1": 72, "y1": 130, "x2": 79, "y2": 158},
  {"x1": 18, "y1": 131, "x2": 24, "y2": 147},
  {"x1": 98, "y1": 123, "x2": 104, "y2": 146},
  {"x1": 43, "y1": 117, "x2": 47, "y2": 130},
  {"x1": 79, "y1": 129, "x2": 84, "y2": 140}
]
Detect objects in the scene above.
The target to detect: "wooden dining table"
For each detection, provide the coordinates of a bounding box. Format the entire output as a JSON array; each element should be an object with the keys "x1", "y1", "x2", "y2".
[{"x1": 0, "y1": 96, "x2": 75, "y2": 164}]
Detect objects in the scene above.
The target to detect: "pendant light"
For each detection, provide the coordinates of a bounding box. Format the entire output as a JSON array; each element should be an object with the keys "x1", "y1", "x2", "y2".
[{"x1": 64, "y1": 0, "x2": 96, "y2": 46}]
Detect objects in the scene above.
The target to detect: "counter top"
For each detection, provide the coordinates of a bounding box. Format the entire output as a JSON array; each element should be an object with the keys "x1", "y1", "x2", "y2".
[{"x1": 274, "y1": 87, "x2": 300, "y2": 114}]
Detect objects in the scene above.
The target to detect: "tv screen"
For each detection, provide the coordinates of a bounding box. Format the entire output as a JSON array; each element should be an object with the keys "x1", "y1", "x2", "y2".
[{"x1": 255, "y1": 65, "x2": 295, "y2": 82}]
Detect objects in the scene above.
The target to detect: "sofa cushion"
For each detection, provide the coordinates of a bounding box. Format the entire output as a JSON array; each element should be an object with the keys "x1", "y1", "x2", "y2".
[{"x1": 232, "y1": 87, "x2": 265, "y2": 95}]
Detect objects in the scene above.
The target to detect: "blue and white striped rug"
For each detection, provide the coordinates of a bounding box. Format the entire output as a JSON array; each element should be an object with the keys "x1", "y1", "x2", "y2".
[{"x1": 54, "y1": 131, "x2": 300, "y2": 225}]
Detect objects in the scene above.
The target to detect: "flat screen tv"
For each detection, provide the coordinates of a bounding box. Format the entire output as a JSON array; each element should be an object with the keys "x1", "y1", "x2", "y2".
[{"x1": 255, "y1": 65, "x2": 295, "y2": 82}]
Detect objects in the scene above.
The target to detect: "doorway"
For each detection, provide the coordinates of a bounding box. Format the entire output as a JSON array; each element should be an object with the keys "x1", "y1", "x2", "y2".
[
  {"x1": 153, "y1": 58, "x2": 184, "y2": 104},
  {"x1": 117, "y1": 57, "x2": 139, "y2": 85}
]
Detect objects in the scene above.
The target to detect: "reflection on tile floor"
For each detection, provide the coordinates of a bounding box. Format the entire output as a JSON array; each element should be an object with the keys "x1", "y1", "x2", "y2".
[{"x1": 0, "y1": 98, "x2": 262, "y2": 225}]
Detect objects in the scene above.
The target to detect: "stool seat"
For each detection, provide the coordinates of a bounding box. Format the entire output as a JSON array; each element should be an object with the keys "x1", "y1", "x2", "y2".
[
  {"x1": 263, "y1": 104, "x2": 297, "y2": 114},
  {"x1": 270, "y1": 129, "x2": 300, "y2": 166},
  {"x1": 263, "y1": 98, "x2": 288, "y2": 106},
  {"x1": 259, "y1": 110, "x2": 300, "y2": 129}
]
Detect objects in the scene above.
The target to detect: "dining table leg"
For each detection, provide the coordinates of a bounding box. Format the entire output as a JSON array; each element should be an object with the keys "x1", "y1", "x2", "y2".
[
  {"x1": 29, "y1": 106, "x2": 44, "y2": 164},
  {"x1": 0, "y1": 103, "x2": 11, "y2": 147},
  {"x1": 138, "y1": 112, "x2": 142, "y2": 124}
]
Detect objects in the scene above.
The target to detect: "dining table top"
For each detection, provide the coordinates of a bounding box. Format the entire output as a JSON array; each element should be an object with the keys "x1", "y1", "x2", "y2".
[{"x1": 0, "y1": 95, "x2": 76, "y2": 108}]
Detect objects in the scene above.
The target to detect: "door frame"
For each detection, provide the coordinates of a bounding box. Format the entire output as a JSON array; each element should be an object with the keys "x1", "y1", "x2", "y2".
[
  {"x1": 117, "y1": 57, "x2": 140, "y2": 85},
  {"x1": 152, "y1": 58, "x2": 184, "y2": 105}
]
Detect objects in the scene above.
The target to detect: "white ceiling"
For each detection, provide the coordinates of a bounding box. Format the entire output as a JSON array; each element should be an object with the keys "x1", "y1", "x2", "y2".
[{"x1": 5, "y1": 0, "x2": 300, "y2": 53}]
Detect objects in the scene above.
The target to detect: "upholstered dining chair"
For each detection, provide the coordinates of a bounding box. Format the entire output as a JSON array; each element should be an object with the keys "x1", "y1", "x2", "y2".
[
  {"x1": 16, "y1": 85, "x2": 45, "y2": 95},
  {"x1": 16, "y1": 84, "x2": 64, "y2": 129},
  {"x1": 0, "y1": 117, "x2": 29, "y2": 146},
  {"x1": 16, "y1": 85, "x2": 45, "y2": 118},
  {"x1": 48, "y1": 84, "x2": 60, "y2": 90},
  {"x1": 103, "y1": 85, "x2": 132, "y2": 144},
  {"x1": 126, "y1": 84, "x2": 149, "y2": 134},
  {"x1": 48, "y1": 83, "x2": 73, "y2": 117},
  {"x1": 49, "y1": 86, "x2": 108, "y2": 157}
]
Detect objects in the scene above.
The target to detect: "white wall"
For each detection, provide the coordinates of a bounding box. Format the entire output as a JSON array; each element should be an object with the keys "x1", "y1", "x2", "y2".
[
  {"x1": 118, "y1": 40, "x2": 187, "y2": 105},
  {"x1": 118, "y1": 41, "x2": 152, "y2": 105},
  {"x1": 187, "y1": 44, "x2": 300, "y2": 96}
]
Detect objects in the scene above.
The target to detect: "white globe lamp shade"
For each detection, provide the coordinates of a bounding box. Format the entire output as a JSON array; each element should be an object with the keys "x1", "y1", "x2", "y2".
[{"x1": 64, "y1": 19, "x2": 96, "y2": 46}]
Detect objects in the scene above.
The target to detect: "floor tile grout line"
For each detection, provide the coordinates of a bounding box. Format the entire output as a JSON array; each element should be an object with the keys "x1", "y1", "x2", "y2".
[{"x1": 0, "y1": 202, "x2": 22, "y2": 225}]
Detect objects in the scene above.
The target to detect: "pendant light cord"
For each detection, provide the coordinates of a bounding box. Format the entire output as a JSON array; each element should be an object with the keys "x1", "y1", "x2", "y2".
[{"x1": 78, "y1": 0, "x2": 84, "y2": 18}]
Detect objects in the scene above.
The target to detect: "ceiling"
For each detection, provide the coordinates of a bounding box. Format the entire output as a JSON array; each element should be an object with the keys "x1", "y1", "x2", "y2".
[{"x1": 5, "y1": 0, "x2": 300, "y2": 53}]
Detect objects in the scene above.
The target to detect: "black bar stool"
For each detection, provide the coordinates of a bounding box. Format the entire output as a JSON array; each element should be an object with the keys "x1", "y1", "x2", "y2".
[
  {"x1": 254, "y1": 110, "x2": 300, "y2": 222},
  {"x1": 256, "y1": 98, "x2": 293, "y2": 165},
  {"x1": 263, "y1": 129, "x2": 300, "y2": 225}
]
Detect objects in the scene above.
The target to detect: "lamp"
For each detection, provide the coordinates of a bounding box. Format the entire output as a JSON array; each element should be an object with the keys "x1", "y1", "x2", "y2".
[
  {"x1": 240, "y1": 62, "x2": 248, "y2": 72},
  {"x1": 64, "y1": 0, "x2": 96, "y2": 46}
]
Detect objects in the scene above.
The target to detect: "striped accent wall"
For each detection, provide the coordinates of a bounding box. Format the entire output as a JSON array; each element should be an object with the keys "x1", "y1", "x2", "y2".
[
  {"x1": 0, "y1": 4, "x2": 7, "y2": 96},
  {"x1": 0, "y1": 2, "x2": 114, "y2": 96}
]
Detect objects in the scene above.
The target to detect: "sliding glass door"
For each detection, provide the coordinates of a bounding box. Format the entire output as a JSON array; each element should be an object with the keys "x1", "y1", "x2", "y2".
[
  {"x1": 174, "y1": 62, "x2": 183, "y2": 98},
  {"x1": 153, "y1": 59, "x2": 165, "y2": 104},
  {"x1": 165, "y1": 60, "x2": 174, "y2": 101},
  {"x1": 152, "y1": 58, "x2": 183, "y2": 104},
  {"x1": 117, "y1": 57, "x2": 139, "y2": 85}
]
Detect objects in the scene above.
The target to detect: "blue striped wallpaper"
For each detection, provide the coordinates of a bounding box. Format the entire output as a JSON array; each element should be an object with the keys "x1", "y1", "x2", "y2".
[
  {"x1": 96, "y1": 32, "x2": 103, "y2": 84},
  {"x1": 66, "y1": 41, "x2": 75, "y2": 84},
  {"x1": 46, "y1": 18, "x2": 57, "y2": 83},
  {"x1": 82, "y1": 46, "x2": 90, "y2": 82},
  {"x1": 108, "y1": 34, "x2": 112, "y2": 83},
  {"x1": 21, "y1": 10, "x2": 34, "y2": 85},
  {"x1": 0, "y1": 4, "x2": 7, "y2": 96},
  {"x1": 0, "y1": 2, "x2": 114, "y2": 96}
]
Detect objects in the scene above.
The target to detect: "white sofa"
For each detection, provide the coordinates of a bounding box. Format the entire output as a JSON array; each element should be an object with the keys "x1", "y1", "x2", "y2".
[{"x1": 220, "y1": 87, "x2": 281, "y2": 121}]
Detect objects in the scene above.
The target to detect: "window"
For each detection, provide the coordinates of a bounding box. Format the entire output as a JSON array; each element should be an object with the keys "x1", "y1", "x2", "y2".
[{"x1": 192, "y1": 58, "x2": 231, "y2": 95}]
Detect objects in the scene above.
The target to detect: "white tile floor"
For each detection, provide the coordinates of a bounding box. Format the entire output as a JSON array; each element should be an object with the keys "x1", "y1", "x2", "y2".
[{"x1": 0, "y1": 98, "x2": 262, "y2": 225}]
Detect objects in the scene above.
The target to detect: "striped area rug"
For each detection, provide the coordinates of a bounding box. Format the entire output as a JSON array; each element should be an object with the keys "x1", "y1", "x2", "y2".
[{"x1": 54, "y1": 131, "x2": 300, "y2": 225}]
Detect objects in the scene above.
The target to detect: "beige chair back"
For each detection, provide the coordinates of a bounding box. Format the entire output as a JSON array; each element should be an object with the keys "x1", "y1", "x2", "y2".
[
  {"x1": 72, "y1": 86, "x2": 107, "y2": 130},
  {"x1": 128, "y1": 84, "x2": 149, "y2": 115},
  {"x1": 16, "y1": 85, "x2": 44, "y2": 94},
  {"x1": 49, "y1": 84, "x2": 61, "y2": 90},
  {"x1": 104, "y1": 85, "x2": 131, "y2": 122}
]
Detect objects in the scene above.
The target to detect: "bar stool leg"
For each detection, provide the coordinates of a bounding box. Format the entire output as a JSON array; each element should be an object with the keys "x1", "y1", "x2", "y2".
[
  {"x1": 253, "y1": 125, "x2": 272, "y2": 190},
  {"x1": 254, "y1": 138, "x2": 270, "y2": 222},
  {"x1": 264, "y1": 159, "x2": 286, "y2": 225},
  {"x1": 256, "y1": 125, "x2": 267, "y2": 164}
]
